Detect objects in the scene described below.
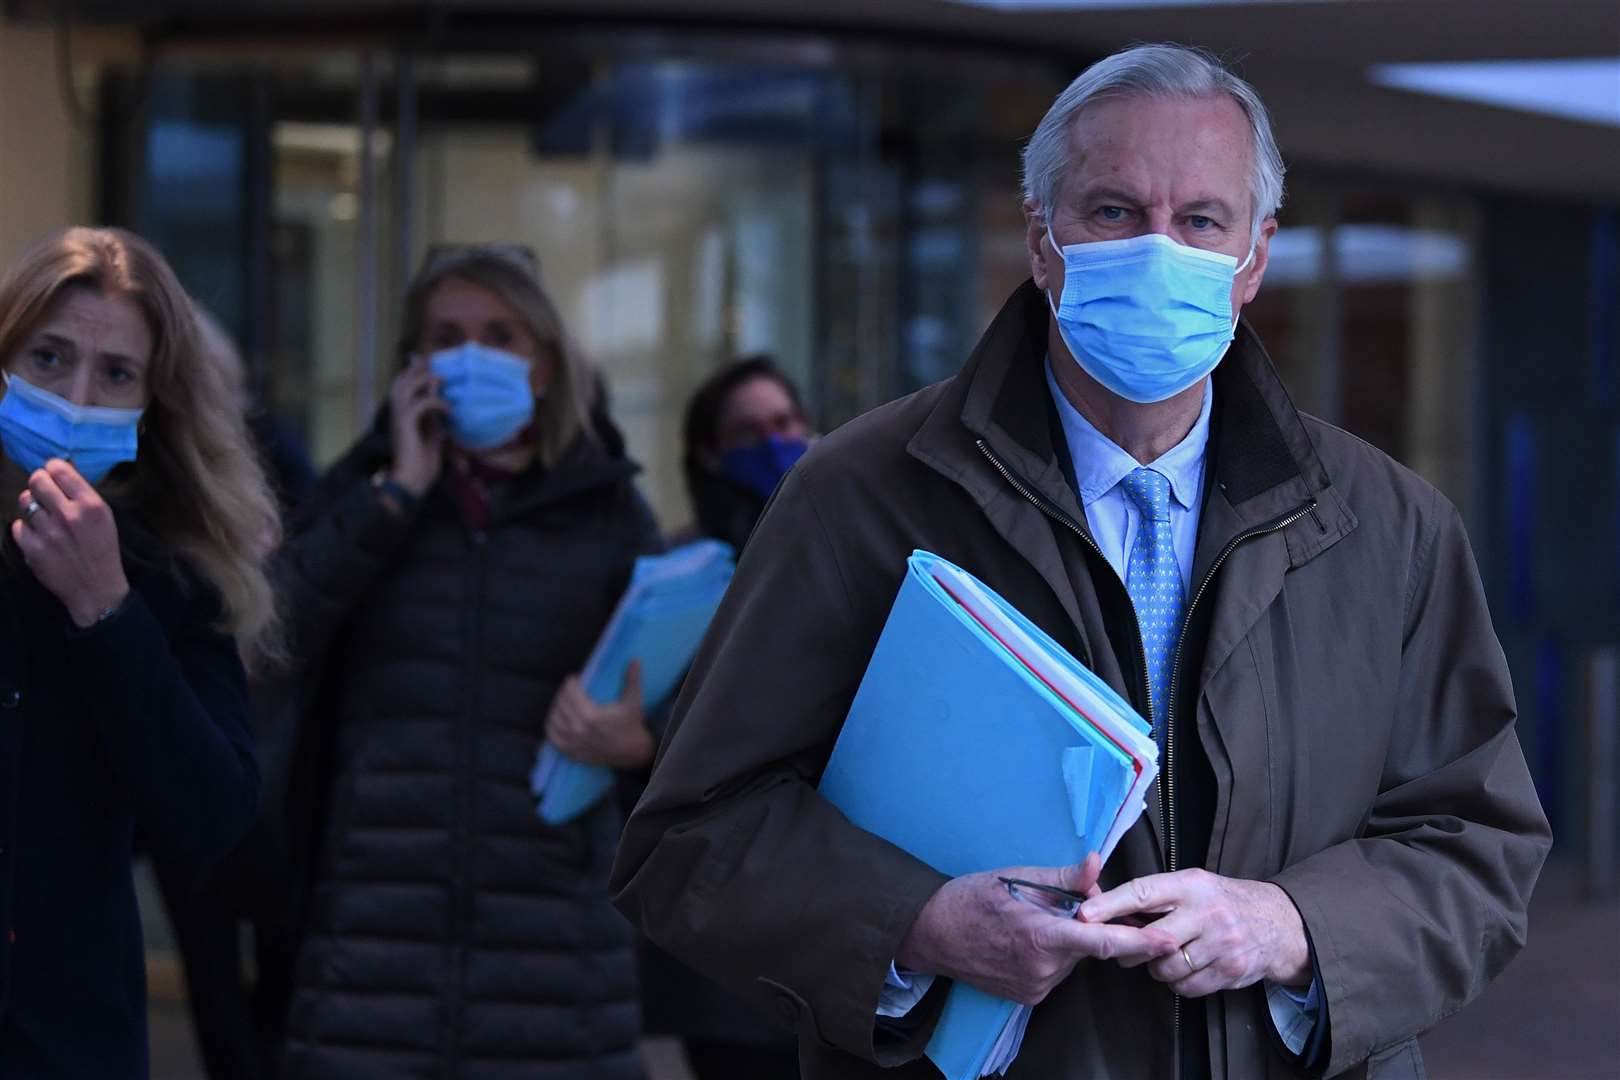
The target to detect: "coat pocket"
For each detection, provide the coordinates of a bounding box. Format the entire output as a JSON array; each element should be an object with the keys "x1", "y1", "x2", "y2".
[{"x1": 1364, "y1": 1037, "x2": 1428, "y2": 1080}]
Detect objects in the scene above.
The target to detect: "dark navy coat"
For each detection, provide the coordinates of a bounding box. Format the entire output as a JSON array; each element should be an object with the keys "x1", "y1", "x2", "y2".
[{"x1": 0, "y1": 520, "x2": 259, "y2": 1078}]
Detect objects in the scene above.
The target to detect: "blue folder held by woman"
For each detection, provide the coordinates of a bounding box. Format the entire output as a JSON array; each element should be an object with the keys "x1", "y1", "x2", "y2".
[{"x1": 531, "y1": 540, "x2": 736, "y2": 824}]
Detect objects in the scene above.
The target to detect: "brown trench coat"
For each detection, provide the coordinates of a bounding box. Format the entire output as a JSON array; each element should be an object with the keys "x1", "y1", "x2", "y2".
[{"x1": 612, "y1": 281, "x2": 1551, "y2": 1080}]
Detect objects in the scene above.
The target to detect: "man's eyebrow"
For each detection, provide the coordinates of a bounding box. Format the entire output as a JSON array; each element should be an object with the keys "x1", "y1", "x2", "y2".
[
  {"x1": 1178, "y1": 197, "x2": 1241, "y2": 219},
  {"x1": 1073, "y1": 186, "x2": 1148, "y2": 208}
]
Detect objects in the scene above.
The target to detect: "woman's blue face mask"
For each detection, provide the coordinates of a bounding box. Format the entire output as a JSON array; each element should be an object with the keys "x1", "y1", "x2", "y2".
[
  {"x1": 1046, "y1": 226, "x2": 1253, "y2": 404},
  {"x1": 428, "y1": 342, "x2": 536, "y2": 451},
  {"x1": 0, "y1": 373, "x2": 143, "y2": 484}
]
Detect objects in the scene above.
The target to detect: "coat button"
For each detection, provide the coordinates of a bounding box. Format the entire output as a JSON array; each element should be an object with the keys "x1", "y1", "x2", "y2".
[{"x1": 0, "y1": 689, "x2": 19, "y2": 709}]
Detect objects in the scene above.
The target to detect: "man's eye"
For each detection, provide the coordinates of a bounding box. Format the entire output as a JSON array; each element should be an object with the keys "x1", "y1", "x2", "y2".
[
  {"x1": 1189, "y1": 215, "x2": 1216, "y2": 230},
  {"x1": 30, "y1": 348, "x2": 61, "y2": 368},
  {"x1": 1097, "y1": 206, "x2": 1129, "y2": 222}
]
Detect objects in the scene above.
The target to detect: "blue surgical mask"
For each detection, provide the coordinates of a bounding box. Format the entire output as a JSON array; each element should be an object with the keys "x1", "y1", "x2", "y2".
[
  {"x1": 1046, "y1": 227, "x2": 1253, "y2": 404},
  {"x1": 0, "y1": 373, "x2": 143, "y2": 484},
  {"x1": 428, "y1": 342, "x2": 536, "y2": 451},
  {"x1": 720, "y1": 435, "x2": 809, "y2": 501}
]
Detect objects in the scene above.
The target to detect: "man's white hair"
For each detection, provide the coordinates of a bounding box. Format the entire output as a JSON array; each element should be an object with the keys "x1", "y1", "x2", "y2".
[{"x1": 1021, "y1": 43, "x2": 1286, "y2": 245}]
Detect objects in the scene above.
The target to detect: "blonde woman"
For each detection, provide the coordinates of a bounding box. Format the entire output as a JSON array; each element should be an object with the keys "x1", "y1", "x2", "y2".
[
  {"x1": 0, "y1": 226, "x2": 279, "y2": 1078},
  {"x1": 278, "y1": 247, "x2": 660, "y2": 1079}
]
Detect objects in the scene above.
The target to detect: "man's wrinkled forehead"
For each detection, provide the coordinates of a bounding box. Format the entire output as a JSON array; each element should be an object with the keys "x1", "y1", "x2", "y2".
[{"x1": 1054, "y1": 93, "x2": 1256, "y2": 214}]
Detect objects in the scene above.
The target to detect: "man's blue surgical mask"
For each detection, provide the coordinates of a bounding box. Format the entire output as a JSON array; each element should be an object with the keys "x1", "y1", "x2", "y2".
[
  {"x1": 720, "y1": 435, "x2": 809, "y2": 501},
  {"x1": 0, "y1": 373, "x2": 143, "y2": 484},
  {"x1": 1046, "y1": 227, "x2": 1253, "y2": 404},
  {"x1": 428, "y1": 342, "x2": 536, "y2": 451}
]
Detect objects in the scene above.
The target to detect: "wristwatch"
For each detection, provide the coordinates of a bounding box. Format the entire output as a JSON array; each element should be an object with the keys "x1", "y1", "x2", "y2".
[{"x1": 370, "y1": 470, "x2": 420, "y2": 516}]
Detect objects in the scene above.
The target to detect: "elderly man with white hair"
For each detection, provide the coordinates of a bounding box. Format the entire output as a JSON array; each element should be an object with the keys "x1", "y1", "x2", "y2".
[{"x1": 613, "y1": 44, "x2": 1549, "y2": 1080}]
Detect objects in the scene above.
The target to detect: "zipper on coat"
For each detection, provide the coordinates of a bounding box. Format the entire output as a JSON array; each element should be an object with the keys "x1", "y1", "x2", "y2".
[
  {"x1": 1160, "y1": 496, "x2": 1316, "y2": 1074},
  {"x1": 982, "y1": 437, "x2": 1319, "y2": 1074},
  {"x1": 1162, "y1": 496, "x2": 1318, "y2": 875},
  {"x1": 975, "y1": 440, "x2": 1143, "y2": 707},
  {"x1": 446, "y1": 526, "x2": 489, "y2": 1079}
]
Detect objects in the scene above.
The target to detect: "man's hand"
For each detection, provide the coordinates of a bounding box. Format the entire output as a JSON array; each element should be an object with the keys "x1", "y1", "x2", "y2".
[
  {"x1": 896, "y1": 854, "x2": 1179, "y2": 1006},
  {"x1": 13, "y1": 460, "x2": 129, "y2": 628},
  {"x1": 545, "y1": 661, "x2": 655, "y2": 769},
  {"x1": 1080, "y1": 869, "x2": 1310, "y2": 997}
]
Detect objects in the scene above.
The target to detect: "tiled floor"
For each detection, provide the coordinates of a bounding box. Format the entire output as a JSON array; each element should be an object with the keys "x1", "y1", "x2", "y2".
[{"x1": 148, "y1": 857, "x2": 1615, "y2": 1079}]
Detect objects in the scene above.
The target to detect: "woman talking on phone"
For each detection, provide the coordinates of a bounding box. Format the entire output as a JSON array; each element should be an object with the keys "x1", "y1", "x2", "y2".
[
  {"x1": 277, "y1": 246, "x2": 661, "y2": 1079},
  {"x1": 0, "y1": 227, "x2": 279, "y2": 1078}
]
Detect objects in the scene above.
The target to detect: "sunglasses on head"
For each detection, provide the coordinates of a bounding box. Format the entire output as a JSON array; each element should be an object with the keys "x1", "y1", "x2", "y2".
[{"x1": 422, "y1": 243, "x2": 539, "y2": 280}]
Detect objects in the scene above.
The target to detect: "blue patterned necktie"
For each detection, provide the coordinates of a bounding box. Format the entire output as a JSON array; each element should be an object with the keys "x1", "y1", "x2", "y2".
[{"x1": 1121, "y1": 468, "x2": 1186, "y2": 745}]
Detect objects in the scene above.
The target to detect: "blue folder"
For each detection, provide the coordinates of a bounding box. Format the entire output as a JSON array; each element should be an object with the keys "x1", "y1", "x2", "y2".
[
  {"x1": 817, "y1": 551, "x2": 1152, "y2": 1080},
  {"x1": 531, "y1": 540, "x2": 735, "y2": 825}
]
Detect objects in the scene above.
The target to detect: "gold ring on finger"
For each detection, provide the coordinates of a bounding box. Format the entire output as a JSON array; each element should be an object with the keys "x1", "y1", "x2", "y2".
[{"x1": 1181, "y1": 947, "x2": 1196, "y2": 974}]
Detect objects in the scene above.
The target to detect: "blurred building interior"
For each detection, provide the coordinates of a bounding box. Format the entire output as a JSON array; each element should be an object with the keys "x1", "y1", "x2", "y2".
[{"x1": 0, "y1": 1, "x2": 1615, "y2": 1076}]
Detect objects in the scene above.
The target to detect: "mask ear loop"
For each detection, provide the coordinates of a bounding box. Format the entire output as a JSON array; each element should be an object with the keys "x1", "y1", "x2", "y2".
[
  {"x1": 1042, "y1": 216, "x2": 1069, "y2": 323},
  {"x1": 1230, "y1": 241, "x2": 1259, "y2": 331},
  {"x1": 1043, "y1": 220, "x2": 1068, "y2": 315}
]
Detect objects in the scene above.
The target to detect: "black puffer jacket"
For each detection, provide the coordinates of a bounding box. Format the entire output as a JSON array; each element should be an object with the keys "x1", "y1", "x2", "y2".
[{"x1": 278, "y1": 420, "x2": 659, "y2": 1080}]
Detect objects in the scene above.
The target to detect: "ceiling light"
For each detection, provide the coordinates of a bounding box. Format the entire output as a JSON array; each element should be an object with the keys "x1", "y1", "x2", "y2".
[
  {"x1": 1370, "y1": 57, "x2": 1620, "y2": 128},
  {"x1": 1265, "y1": 225, "x2": 1470, "y2": 286}
]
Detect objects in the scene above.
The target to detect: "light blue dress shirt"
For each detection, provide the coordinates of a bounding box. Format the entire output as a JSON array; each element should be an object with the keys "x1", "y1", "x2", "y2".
[
  {"x1": 1045, "y1": 358, "x2": 1321, "y2": 1049},
  {"x1": 1043, "y1": 358, "x2": 1209, "y2": 596},
  {"x1": 878, "y1": 362, "x2": 1320, "y2": 1056}
]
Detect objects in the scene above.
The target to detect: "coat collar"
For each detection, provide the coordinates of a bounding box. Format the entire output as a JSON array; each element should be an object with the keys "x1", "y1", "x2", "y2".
[
  {"x1": 909, "y1": 278, "x2": 1356, "y2": 565},
  {"x1": 496, "y1": 434, "x2": 639, "y2": 521},
  {"x1": 344, "y1": 404, "x2": 640, "y2": 525},
  {"x1": 1045, "y1": 359, "x2": 1212, "y2": 513}
]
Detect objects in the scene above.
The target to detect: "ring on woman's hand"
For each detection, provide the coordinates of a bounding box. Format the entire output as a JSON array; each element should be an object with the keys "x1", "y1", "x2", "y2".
[
  {"x1": 1181, "y1": 947, "x2": 1196, "y2": 974},
  {"x1": 22, "y1": 500, "x2": 42, "y2": 524}
]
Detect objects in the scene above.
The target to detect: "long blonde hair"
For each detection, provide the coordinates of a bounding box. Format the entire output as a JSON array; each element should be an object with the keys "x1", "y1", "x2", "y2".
[
  {"x1": 398, "y1": 248, "x2": 596, "y2": 469},
  {"x1": 0, "y1": 227, "x2": 280, "y2": 657}
]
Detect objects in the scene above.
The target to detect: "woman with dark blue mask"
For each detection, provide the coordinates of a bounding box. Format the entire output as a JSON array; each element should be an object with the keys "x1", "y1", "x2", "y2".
[
  {"x1": 633, "y1": 355, "x2": 811, "y2": 1080},
  {"x1": 679, "y1": 356, "x2": 813, "y2": 553},
  {"x1": 275, "y1": 247, "x2": 661, "y2": 1079}
]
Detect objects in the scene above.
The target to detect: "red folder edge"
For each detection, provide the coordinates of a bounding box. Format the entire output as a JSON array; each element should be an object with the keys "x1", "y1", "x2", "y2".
[{"x1": 931, "y1": 569, "x2": 1146, "y2": 848}]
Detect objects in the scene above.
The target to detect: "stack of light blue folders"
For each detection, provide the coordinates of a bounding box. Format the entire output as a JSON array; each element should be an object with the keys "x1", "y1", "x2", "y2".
[
  {"x1": 530, "y1": 539, "x2": 736, "y2": 825},
  {"x1": 818, "y1": 550, "x2": 1159, "y2": 1080}
]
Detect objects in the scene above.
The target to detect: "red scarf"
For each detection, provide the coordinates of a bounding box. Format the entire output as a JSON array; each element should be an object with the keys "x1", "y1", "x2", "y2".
[{"x1": 445, "y1": 453, "x2": 524, "y2": 531}]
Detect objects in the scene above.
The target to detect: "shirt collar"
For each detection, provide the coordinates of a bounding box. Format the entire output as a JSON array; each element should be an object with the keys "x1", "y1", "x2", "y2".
[{"x1": 1044, "y1": 356, "x2": 1214, "y2": 511}]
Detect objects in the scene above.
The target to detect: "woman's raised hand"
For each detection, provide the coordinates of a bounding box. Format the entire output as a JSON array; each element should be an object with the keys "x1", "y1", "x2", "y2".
[
  {"x1": 13, "y1": 459, "x2": 129, "y2": 628},
  {"x1": 388, "y1": 355, "x2": 448, "y2": 497}
]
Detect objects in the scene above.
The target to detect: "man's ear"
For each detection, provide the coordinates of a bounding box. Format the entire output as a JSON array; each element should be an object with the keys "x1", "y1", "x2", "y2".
[
  {"x1": 1024, "y1": 199, "x2": 1052, "y2": 290},
  {"x1": 1240, "y1": 216, "x2": 1279, "y2": 306}
]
